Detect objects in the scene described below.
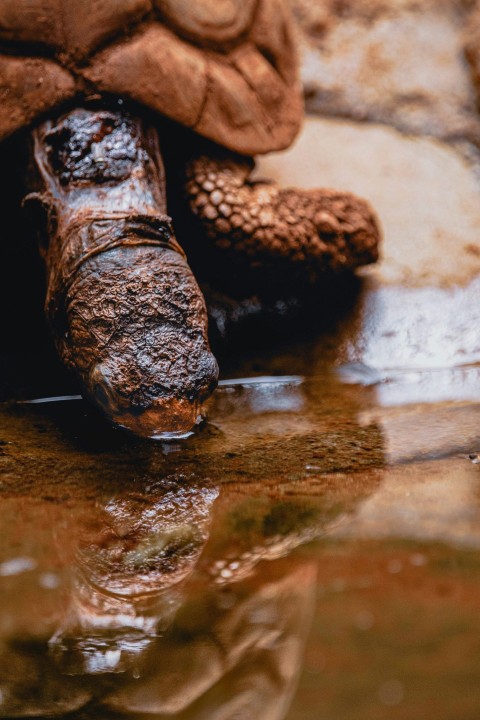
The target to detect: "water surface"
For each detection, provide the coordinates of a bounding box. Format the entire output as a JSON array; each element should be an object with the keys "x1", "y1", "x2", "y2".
[{"x1": 1, "y1": 360, "x2": 479, "y2": 719}]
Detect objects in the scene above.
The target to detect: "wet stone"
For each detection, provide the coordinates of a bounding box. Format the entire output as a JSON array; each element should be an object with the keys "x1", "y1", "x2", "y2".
[
  {"x1": 289, "y1": 0, "x2": 480, "y2": 143},
  {"x1": 0, "y1": 368, "x2": 479, "y2": 717},
  {"x1": 257, "y1": 117, "x2": 480, "y2": 370}
]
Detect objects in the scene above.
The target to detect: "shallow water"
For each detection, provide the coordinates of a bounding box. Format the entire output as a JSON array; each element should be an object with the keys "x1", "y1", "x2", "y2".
[{"x1": 0, "y1": 357, "x2": 479, "y2": 719}]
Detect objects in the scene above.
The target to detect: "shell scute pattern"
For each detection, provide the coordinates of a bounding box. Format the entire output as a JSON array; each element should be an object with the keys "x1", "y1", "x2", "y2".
[
  {"x1": 154, "y1": 0, "x2": 258, "y2": 48},
  {"x1": 0, "y1": 0, "x2": 151, "y2": 58},
  {"x1": 0, "y1": 0, "x2": 303, "y2": 154}
]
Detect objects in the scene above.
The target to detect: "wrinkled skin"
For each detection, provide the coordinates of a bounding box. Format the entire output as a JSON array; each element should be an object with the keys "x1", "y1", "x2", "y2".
[
  {"x1": 26, "y1": 109, "x2": 218, "y2": 438},
  {"x1": 22, "y1": 106, "x2": 380, "y2": 436},
  {"x1": 0, "y1": 0, "x2": 381, "y2": 436}
]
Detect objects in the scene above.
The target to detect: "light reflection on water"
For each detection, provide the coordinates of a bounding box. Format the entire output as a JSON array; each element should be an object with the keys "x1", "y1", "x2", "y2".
[{"x1": 0, "y1": 369, "x2": 479, "y2": 718}]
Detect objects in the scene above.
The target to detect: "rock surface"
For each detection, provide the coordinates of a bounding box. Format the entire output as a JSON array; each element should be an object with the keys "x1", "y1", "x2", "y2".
[
  {"x1": 289, "y1": 0, "x2": 480, "y2": 144},
  {"x1": 246, "y1": 0, "x2": 480, "y2": 377},
  {"x1": 260, "y1": 118, "x2": 480, "y2": 287},
  {"x1": 258, "y1": 117, "x2": 480, "y2": 370}
]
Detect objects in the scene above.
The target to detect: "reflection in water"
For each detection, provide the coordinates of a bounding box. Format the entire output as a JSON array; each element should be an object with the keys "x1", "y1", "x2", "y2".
[
  {"x1": 45, "y1": 468, "x2": 322, "y2": 718},
  {"x1": 49, "y1": 475, "x2": 218, "y2": 677},
  {"x1": 39, "y1": 477, "x2": 320, "y2": 718},
  {"x1": 76, "y1": 476, "x2": 218, "y2": 596},
  {"x1": 331, "y1": 366, "x2": 480, "y2": 547},
  {"x1": 217, "y1": 376, "x2": 306, "y2": 416},
  {"x1": 103, "y1": 560, "x2": 317, "y2": 720},
  {"x1": 1, "y1": 369, "x2": 479, "y2": 717},
  {"x1": 0, "y1": 374, "x2": 385, "y2": 718}
]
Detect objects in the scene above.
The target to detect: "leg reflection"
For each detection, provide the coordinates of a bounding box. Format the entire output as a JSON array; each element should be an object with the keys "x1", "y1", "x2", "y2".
[
  {"x1": 103, "y1": 558, "x2": 317, "y2": 720},
  {"x1": 49, "y1": 474, "x2": 219, "y2": 676}
]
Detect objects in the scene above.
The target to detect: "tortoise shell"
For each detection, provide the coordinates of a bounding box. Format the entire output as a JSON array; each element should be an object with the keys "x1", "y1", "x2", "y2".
[{"x1": 0, "y1": 0, "x2": 303, "y2": 155}]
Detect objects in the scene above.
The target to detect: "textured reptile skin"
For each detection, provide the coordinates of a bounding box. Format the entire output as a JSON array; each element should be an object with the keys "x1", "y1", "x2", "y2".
[{"x1": 27, "y1": 108, "x2": 218, "y2": 437}]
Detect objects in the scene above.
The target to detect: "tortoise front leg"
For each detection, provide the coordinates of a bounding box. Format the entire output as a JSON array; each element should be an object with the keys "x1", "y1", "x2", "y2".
[
  {"x1": 25, "y1": 108, "x2": 218, "y2": 438},
  {"x1": 182, "y1": 149, "x2": 380, "y2": 296}
]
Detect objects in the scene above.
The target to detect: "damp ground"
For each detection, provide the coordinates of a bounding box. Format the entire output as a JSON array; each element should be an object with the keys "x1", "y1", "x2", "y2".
[
  {"x1": 0, "y1": 348, "x2": 479, "y2": 719},
  {"x1": 1, "y1": 1, "x2": 480, "y2": 716}
]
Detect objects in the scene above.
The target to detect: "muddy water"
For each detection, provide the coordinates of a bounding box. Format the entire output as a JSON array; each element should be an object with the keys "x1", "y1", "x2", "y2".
[
  {"x1": 2, "y1": 1, "x2": 479, "y2": 714},
  {"x1": 0, "y1": 356, "x2": 479, "y2": 719}
]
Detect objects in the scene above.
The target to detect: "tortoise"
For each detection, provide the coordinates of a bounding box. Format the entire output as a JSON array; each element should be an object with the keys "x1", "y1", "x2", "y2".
[{"x1": 0, "y1": 0, "x2": 381, "y2": 438}]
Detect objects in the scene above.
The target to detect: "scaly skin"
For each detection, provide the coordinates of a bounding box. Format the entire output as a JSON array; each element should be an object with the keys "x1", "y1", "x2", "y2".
[
  {"x1": 22, "y1": 107, "x2": 380, "y2": 439},
  {"x1": 26, "y1": 108, "x2": 218, "y2": 438},
  {"x1": 182, "y1": 149, "x2": 380, "y2": 295}
]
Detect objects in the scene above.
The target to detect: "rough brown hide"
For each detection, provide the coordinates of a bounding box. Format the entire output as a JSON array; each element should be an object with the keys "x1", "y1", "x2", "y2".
[
  {"x1": 2, "y1": 0, "x2": 382, "y2": 435},
  {"x1": 26, "y1": 107, "x2": 218, "y2": 438},
  {"x1": 0, "y1": 0, "x2": 303, "y2": 156},
  {"x1": 184, "y1": 150, "x2": 380, "y2": 293}
]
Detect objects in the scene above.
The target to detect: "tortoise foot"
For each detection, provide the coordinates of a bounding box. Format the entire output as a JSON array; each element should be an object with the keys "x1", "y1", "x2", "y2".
[{"x1": 183, "y1": 151, "x2": 381, "y2": 294}]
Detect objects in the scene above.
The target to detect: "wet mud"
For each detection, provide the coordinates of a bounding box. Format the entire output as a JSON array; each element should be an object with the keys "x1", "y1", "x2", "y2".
[{"x1": 0, "y1": 1, "x2": 480, "y2": 717}]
